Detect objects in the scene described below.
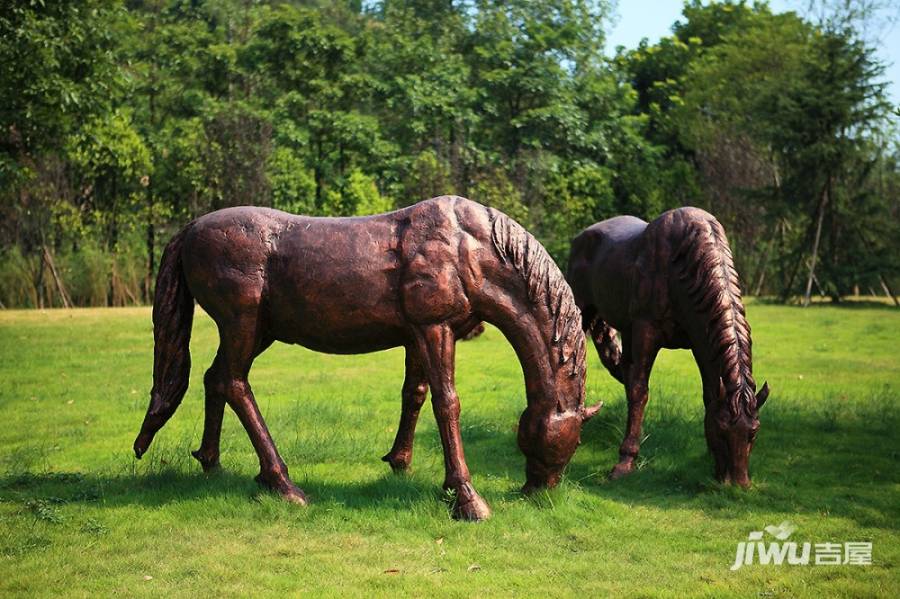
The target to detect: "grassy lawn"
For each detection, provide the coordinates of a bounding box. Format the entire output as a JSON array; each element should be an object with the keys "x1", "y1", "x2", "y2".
[{"x1": 0, "y1": 303, "x2": 897, "y2": 597}]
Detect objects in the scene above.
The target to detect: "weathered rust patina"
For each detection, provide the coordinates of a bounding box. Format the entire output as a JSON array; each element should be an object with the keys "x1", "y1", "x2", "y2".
[
  {"x1": 134, "y1": 196, "x2": 599, "y2": 520},
  {"x1": 568, "y1": 207, "x2": 769, "y2": 487}
]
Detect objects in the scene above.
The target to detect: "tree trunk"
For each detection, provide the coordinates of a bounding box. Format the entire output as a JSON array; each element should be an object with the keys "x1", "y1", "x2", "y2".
[
  {"x1": 803, "y1": 184, "x2": 829, "y2": 307},
  {"x1": 753, "y1": 220, "x2": 778, "y2": 296},
  {"x1": 314, "y1": 138, "x2": 323, "y2": 210},
  {"x1": 33, "y1": 248, "x2": 46, "y2": 309},
  {"x1": 107, "y1": 174, "x2": 118, "y2": 307},
  {"x1": 145, "y1": 70, "x2": 157, "y2": 304},
  {"x1": 879, "y1": 274, "x2": 899, "y2": 307},
  {"x1": 43, "y1": 245, "x2": 72, "y2": 308},
  {"x1": 146, "y1": 185, "x2": 155, "y2": 304}
]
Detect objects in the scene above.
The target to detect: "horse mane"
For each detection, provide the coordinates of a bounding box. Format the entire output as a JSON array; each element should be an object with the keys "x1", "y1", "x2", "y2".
[
  {"x1": 488, "y1": 209, "x2": 587, "y2": 388},
  {"x1": 673, "y1": 215, "x2": 757, "y2": 418}
]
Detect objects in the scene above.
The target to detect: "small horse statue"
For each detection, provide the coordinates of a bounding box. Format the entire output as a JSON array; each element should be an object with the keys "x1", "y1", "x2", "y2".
[
  {"x1": 134, "y1": 196, "x2": 601, "y2": 520},
  {"x1": 567, "y1": 207, "x2": 769, "y2": 487}
]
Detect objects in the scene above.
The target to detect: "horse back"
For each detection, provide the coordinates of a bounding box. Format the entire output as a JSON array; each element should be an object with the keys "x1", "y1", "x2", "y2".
[
  {"x1": 568, "y1": 216, "x2": 647, "y2": 330},
  {"x1": 180, "y1": 206, "x2": 284, "y2": 320},
  {"x1": 177, "y1": 198, "x2": 487, "y2": 354},
  {"x1": 179, "y1": 206, "x2": 411, "y2": 352}
]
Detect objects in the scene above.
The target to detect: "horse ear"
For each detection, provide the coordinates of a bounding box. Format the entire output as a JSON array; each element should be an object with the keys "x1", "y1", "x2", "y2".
[
  {"x1": 756, "y1": 382, "x2": 770, "y2": 409},
  {"x1": 582, "y1": 401, "x2": 603, "y2": 422}
]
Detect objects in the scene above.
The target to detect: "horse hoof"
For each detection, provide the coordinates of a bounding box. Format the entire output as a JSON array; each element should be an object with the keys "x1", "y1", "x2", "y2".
[
  {"x1": 254, "y1": 473, "x2": 309, "y2": 506},
  {"x1": 609, "y1": 462, "x2": 635, "y2": 480},
  {"x1": 453, "y1": 495, "x2": 491, "y2": 522},
  {"x1": 280, "y1": 486, "x2": 309, "y2": 505},
  {"x1": 381, "y1": 452, "x2": 411, "y2": 473},
  {"x1": 451, "y1": 485, "x2": 491, "y2": 521},
  {"x1": 191, "y1": 450, "x2": 220, "y2": 473}
]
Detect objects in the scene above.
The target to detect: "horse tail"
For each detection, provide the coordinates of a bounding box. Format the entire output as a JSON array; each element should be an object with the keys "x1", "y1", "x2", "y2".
[
  {"x1": 672, "y1": 212, "x2": 756, "y2": 416},
  {"x1": 588, "y1": 318, "x2": 625, "y2": 385},
  {"x1": 134, "y1": 225, "x2": 195, "y2": 458}
]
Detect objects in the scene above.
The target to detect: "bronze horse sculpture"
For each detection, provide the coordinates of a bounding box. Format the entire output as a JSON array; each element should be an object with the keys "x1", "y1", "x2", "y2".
[
  {"x1": 134, "y1": 195, "x2": 600, "y2": 520},
  {"x1": 567, "y1": 207, "x2": 769, "y2": 487}
]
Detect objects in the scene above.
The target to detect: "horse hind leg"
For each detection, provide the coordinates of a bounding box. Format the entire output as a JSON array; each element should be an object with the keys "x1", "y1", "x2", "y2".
[
  {"x1": 209, "y1": 319, "x2": 306, "y2": 504},
  {"x1": 191, "y1": 353, "x2": 226, "y2": 472},
  {"x1": 611, "y1": 321, "x2": 660, "y2": 480},
  {"x1": 382, "y1": 347, "x2": 428, "y2": 472},
  {"x1": 192, "y1": 337, "x2": 275, "y2": 473}
]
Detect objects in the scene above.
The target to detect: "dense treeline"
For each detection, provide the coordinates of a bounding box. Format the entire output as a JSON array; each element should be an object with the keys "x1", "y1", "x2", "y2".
[{"x1": 1, "y1": 0, "x2": 898, "y2": 308}]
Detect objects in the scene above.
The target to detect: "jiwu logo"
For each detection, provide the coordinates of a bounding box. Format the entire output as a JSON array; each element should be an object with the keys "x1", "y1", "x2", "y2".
[{"x1": 730, "y1": 522, "x2": 871, "y2": 571}]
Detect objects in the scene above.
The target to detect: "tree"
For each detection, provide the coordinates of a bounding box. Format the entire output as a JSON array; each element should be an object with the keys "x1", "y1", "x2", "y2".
[
  {"x1": 0, "y1": 0, "x2": 124, "y2": 307},
  {"x1": 623, "y1": 1, "x2": 894, "y2": 301}
]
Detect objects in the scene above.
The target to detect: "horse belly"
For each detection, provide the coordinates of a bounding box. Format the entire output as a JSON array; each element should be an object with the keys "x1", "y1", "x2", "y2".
[{"x1": 274, "y1": 320, "x2": 408, "y2": 354}]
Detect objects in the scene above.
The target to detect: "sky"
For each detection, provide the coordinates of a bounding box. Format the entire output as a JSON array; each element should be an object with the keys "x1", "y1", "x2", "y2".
[{"x1": 605, "y1": 0, "x2": 900, "y2": 106}]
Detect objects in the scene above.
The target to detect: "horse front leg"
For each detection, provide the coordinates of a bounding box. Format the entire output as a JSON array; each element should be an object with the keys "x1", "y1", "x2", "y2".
[
  {"x1": 191, "y1": 354, "x2": 226, "y2": 472},
  {"x1": 412, "y1": 324, "x2": 491, "y2": 521},
  {"x1": 611, "y1": 321, "x2": 660, "y2": 480},
  {"x1": 382, "y1": 347, "x2": 429, "y2": 472}
]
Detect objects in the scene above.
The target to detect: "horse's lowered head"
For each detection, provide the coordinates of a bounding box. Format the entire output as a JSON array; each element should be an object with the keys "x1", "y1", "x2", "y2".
[
  {"x1": 518, "y1": 385, "x2": 602, "y2": 493},
  {"x1": 705, "y1": 380, "x2": 769, "y2": 487},
  {"x1": 487, "y1": 206, "x2": 602, "y2": 495}
]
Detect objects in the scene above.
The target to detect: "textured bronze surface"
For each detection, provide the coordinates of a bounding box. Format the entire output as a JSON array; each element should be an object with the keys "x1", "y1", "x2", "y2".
[
  {"x1": 134, "y1": 196, "x2": 598, "y2": 520},
  {"x1": 460, "y1": 322, "x2": 485, "y2": 340},
  {"x1": 568, "y1": 207, "x2": 769, "y2": 487}
]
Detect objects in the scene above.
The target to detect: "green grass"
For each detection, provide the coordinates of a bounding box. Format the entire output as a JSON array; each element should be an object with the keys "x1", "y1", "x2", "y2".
[{"x1": 0, "y1": 303, "x2": 898, "y2": 597}]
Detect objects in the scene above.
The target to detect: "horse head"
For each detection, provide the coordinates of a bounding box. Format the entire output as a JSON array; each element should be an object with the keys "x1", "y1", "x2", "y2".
[
  {"x1": 706, "y1": 380, "x2": 769, "y2": 487},
  {"x1": 517, "y1": 383, "x2": 603, "y2": 493}
]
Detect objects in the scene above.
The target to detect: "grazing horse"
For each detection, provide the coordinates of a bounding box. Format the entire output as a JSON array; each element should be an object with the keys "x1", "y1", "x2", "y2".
[
  {"x1": 567, "y1": 207, "x2": 769, "y2": 487},
  {"x1": 133, "y1": 196, "x2": 600, "y2": 520}
]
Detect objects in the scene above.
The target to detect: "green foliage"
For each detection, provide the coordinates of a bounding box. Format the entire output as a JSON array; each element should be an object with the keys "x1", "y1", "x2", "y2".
[
  {"x1": 322, "y1": 169, "x2": 393, "y2": 216},
  {"x1": 0, "y1": 0, "x2": 123, "y2": 186},
  {"x1": 470, "y1": 168, "x2": 528, "y2": 224},
  {"x1": 267, "y1": 147, "x2": 316, "y2": 215},
  {"x1": 0, "y1": 248, "x2": 35, "y2": 308},
  {"x1": 540, "y1": 161, "x2": 615, "y2": 263},
  {"x1": 620, "y1": 1, "x2": 896, "y2": 298},
  {"x1": 346, "y1": 169, "x2": 394, "y2": 216},
  {"x1": 0, "y1": 237, "x2": 147, "y2": 309},
  {"x1": 67, "y1": 109, "x2": 153, "y2": 246},
  {"x1": 0, "y1": 0, "x2": 896, "y2": 306},
  {"x1": 62, "y1": 241, "x2": 115, "y2": 307},
  {"x1": 68, "y1": 110, "x2": 152, "y2": 182},
  {"x1": 402, "y1": 150, "x2": 454, "y2": 204}
]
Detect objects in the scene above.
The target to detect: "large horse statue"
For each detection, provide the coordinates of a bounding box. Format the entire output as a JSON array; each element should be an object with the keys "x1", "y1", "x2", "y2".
[
  {"x1": 567, "y1": 207, "x2": 769, "y2": 487},
  {"x1": 134, "y1": 196, "x2": 600, "y2": 520}
]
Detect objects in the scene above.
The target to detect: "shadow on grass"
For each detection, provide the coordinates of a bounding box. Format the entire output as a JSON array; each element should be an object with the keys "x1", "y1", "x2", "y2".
[
  {"x1": 567, "y1": 394, "x2": 900, "y2": 530},
  {"x1": 0, "y1": 466, "x2": 451, "y2": 512},
  {"x1": 2, "y1": 395, "x2": 897, "y2": 528}
]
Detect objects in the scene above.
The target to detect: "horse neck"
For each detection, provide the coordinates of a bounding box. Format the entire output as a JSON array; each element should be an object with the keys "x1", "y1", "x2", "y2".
[
  {"x1": 484, "y1": 209, "x2": 586, "y2": 414},
  {"x1": 677, "y1": 281, "x2": 755, "y2": 419},
  {"x1": 673, "y1": 218, "x2": 755, "y2": 415},
  {"x1": 488, "y1": 309, "x2": 584, "y2": 415}
]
